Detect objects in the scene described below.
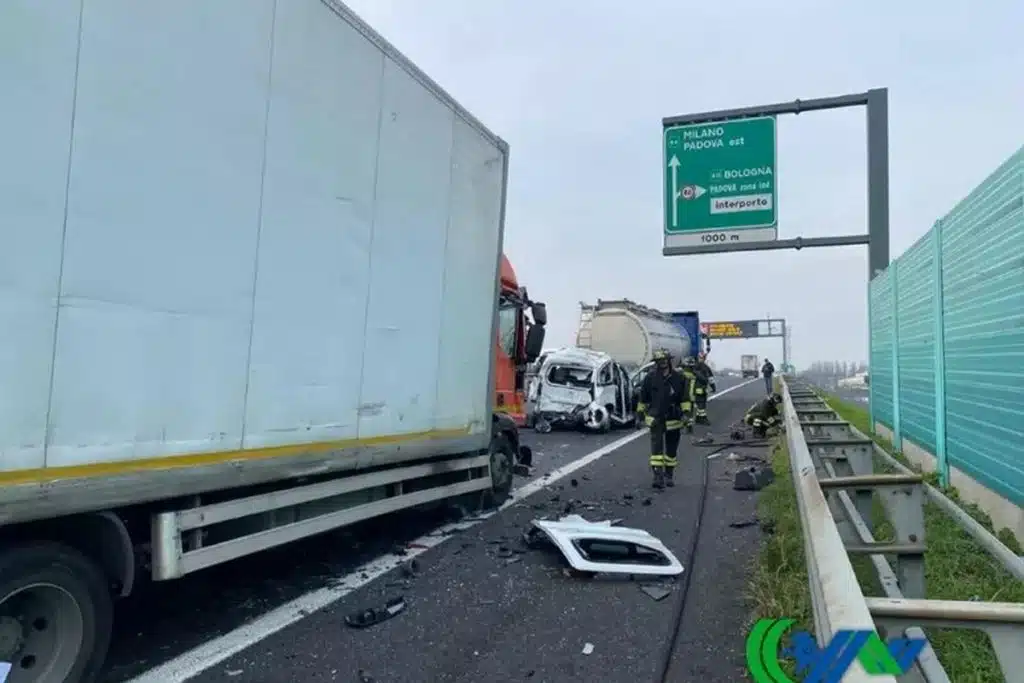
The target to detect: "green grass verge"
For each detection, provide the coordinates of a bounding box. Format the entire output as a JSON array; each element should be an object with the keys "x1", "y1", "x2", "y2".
[
  {"x1": 747, "y1": 438, "x2": 810, "y2": 679},
  {"x1": 822, "y1": 393, "x2": 1023, "y2": 683},
  {"x1": 749, "y1": 390, "x2": 1022, "y2": 683}
]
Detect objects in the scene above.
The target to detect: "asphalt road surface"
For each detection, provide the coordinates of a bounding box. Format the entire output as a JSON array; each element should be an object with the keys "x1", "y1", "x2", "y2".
[{"x1": 107, "y1": 376, "x2": 774, "y2": 683}]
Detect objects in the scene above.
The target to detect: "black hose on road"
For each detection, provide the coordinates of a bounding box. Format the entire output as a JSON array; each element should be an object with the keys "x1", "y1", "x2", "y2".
[{"x1": 654, "y1": 433, "x2": 776, "y2": 681}]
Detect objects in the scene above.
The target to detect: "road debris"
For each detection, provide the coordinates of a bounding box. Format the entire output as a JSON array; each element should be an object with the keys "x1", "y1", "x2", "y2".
[
  {"x1": 639, "y1": 583, "x2": 673, "y2": 601},
  {"x1": 728, "y1": 519, "x2": 759, "y2": 529},
  {"x1": 582, "y1": 642, "x2": 595, "y2": 655},
  {"x1": 531, "y1": 515, "x2": 684, "y2": 577},
  {"x1": 345, "y1": 596, "x2": 407, "y2": 629},
  {"x1": 733, "y1": 465, "x2": 775, "y2": 491}
]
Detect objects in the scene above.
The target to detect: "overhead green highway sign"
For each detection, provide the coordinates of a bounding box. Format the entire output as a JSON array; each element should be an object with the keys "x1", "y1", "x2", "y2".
[{"x1": 663, "y1": 117, "x2": 778, "y2": 249}]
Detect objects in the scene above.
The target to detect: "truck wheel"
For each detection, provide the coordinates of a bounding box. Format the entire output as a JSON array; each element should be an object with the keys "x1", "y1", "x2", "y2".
[
  {"x1": 483, "y1": 434, "x2": 515, "y2": 509},
  {"x1": 0, "y1": 542, "x2": 112, "y2": 683}
]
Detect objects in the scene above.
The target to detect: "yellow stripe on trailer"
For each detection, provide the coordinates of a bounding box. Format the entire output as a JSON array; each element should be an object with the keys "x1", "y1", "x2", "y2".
[{"x1": 0, "y1": 426, "x2": 472, "y2": 486}]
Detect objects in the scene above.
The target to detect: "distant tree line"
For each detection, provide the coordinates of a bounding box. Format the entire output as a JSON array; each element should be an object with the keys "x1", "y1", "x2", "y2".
[{"x1": 799, "y1": 360, "x2": 868, "y2": 386}]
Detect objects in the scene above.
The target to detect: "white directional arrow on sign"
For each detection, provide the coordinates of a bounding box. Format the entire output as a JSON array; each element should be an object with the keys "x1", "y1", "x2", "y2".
[
  {"x1": 692, "y1": 185, "x2": 706, "y2": 199},
  {"x1": 668, "y1": 155, "x2": 680, "y2": 228}
]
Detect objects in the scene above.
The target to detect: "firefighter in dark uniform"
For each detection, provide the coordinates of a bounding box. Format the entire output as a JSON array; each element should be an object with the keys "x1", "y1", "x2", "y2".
[
  {"x1": 678, "y1": 356, "x2": 697, "y2": 433},
  {"x1": 744, "y1": 393, "x2": 783, "y2": 438},
  {"x1": 636, "y1": 349, "x2": 689, "y2": 489},
  {"x1": 692, "y1": 352, "x2": 714, "y2": 425}
]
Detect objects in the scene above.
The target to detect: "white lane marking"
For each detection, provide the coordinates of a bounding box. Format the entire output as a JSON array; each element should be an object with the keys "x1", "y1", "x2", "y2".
[{"x1": 127, "y1": 377, "x2": 759, "y2": 683}]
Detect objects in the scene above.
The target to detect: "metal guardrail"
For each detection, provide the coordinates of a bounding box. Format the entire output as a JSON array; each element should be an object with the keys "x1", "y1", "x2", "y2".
[{"x1": 780, "y1": 378, "x2": 1024, "y2": 682}]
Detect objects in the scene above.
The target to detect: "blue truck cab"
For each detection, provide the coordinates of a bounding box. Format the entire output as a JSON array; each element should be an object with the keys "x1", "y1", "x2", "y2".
[{"x1": 667, "y1": 310, "x2": 710, "y2": 359}]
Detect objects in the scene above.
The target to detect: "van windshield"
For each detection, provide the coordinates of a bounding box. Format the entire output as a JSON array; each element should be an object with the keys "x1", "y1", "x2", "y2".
[{"x1": 547, "y1": 365, "x2": 593, "y2": 388}]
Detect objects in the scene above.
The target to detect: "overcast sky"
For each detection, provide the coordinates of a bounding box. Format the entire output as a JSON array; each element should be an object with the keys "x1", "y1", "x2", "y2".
[{"x1": 345, "y1": 0, "x2": 1023, "y2": 370}]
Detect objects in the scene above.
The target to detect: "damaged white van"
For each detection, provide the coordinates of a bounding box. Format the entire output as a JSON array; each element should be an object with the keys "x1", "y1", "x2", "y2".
[{"x1": 527, "y1": 347, "x2": 636, "y2": 432}]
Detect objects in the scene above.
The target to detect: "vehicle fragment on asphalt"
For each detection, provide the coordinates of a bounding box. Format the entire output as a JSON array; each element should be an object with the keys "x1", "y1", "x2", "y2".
[{"x1": 530, "y1": 514, "x2": 684, "y2": 576}]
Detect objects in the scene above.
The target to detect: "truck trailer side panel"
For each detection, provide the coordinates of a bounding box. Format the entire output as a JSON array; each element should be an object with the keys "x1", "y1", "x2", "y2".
[
  {"x1": 0, "y1": 0, "x2": 82, "y2": 475},
  {"x1": 0, "y1": 0, "x2": 506, "y2": 522}
]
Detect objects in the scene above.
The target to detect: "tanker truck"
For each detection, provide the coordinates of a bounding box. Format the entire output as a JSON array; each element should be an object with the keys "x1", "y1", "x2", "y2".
[
  {"x1": 576, "y1": 299, "x2": 690, "y2": 372},
  {"x1": 571, "y1": 300, "x2": 691, "y2": 427},
  {"x1": 0, "y1": 2, "x2": 529, "y2": 680}
]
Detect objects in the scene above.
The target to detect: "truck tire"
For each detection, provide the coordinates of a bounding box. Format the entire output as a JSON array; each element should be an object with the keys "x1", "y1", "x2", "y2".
[
  {"x1": 0, "y1": 542, "x2": 112, "y2": 683},
  {"x1": 483, "y1": 433, "x2": 515, "y2": 509}
]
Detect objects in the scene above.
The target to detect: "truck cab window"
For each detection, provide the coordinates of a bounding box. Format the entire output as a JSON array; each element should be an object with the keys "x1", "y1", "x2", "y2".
[{"x1": 498, "y1": 302, "x2": 518, "y2": 358}]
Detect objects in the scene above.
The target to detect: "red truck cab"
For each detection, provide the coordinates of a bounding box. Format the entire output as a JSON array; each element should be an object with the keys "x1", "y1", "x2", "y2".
[{"x1": 495, "y1": 254, "x2": 545, "y2": 425}]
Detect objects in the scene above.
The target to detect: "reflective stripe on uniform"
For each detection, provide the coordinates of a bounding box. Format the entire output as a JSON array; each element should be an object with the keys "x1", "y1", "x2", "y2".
[
  {"x1": 694, "y1": 387, "x2": 705, "y2": 395},
  {"x1": 752, "y1": 418, "x2": 764, "y2": 426},
  {"x1": 681, "y1": 402, "x2": 692, "y2": 411},
  {"x1": 646, "y1": 417, "x2": 684, "y2": 430},
  {"x1": 663, "y1": 455, "x2": 678, "y2": 468},
  {"x1": 650, "y1": 454, "x2": 665, "y2": 466}
]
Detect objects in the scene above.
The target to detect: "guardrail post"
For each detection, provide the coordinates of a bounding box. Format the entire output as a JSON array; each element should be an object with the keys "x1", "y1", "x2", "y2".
[
  {"x1": 845, "y1": 447, "x2": 876, "y2": 532},
  {"x1": 931, "y1": 220, "x2": 949, "y2": 487},
  {"x1": 883, "y1": 482, "x2": 927, "y2": 599},
  {"x1": 890, "y1": 261, "x2": 903, "y2": 454}
]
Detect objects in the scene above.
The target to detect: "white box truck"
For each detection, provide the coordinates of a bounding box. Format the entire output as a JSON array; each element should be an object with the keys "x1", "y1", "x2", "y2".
[
  {"x1": 0, "y1": 2, "x2": 529, "y2": 680},
  {"x1": 741, "y1": 355, "x2": 760, "y2": 378}
]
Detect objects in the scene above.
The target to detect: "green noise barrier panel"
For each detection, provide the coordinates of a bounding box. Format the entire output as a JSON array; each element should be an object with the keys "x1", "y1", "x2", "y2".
[{"x1": 868, "y1": 146, "x2": 1023, "y2": 504}]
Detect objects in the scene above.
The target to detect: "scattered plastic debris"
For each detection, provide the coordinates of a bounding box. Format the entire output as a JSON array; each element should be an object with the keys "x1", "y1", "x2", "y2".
[
  {"x1": 639, "y1": 583, "x2": 673, "y2": 601},
  {"x1": 733, "y1": 465, "x2": 775, "y2": 491},
  {"x1": 582, "y1": 642, "x2": 595, "y2": 655},
  {"x1": 345, "y1": 596, "x2": 407, "y2": 628},
  {"x1": 532, "y1": 515, "x2": 684, "y2": 576}
]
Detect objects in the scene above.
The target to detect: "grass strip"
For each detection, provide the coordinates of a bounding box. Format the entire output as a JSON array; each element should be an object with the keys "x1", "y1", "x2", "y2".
[
  {"x1": 823, "y1": 393, "x2": 1022, "y2": 683},
  {"x1": 748, "y1": 391, "x2": 1022, "y2": 683}
]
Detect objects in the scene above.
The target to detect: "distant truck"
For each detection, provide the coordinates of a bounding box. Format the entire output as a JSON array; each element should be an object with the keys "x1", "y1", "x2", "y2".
[
  {"x1": 741, "y1": 355, "x2": 760, "y2": 378},
  {"x1": 0, "y1": 3, "x2": 529, "y2": 681}
]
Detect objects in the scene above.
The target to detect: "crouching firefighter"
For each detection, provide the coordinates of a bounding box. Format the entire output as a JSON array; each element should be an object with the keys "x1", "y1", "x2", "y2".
[
  {"x1": 692, "y1": 352, "x2": 714, "y2": 425},
  {"x1": 744, "y1": 392, "x2": 784, "y2": 438},
  {"x1": 636, "y1": 350, "x2": 689, "y2": 489}
]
